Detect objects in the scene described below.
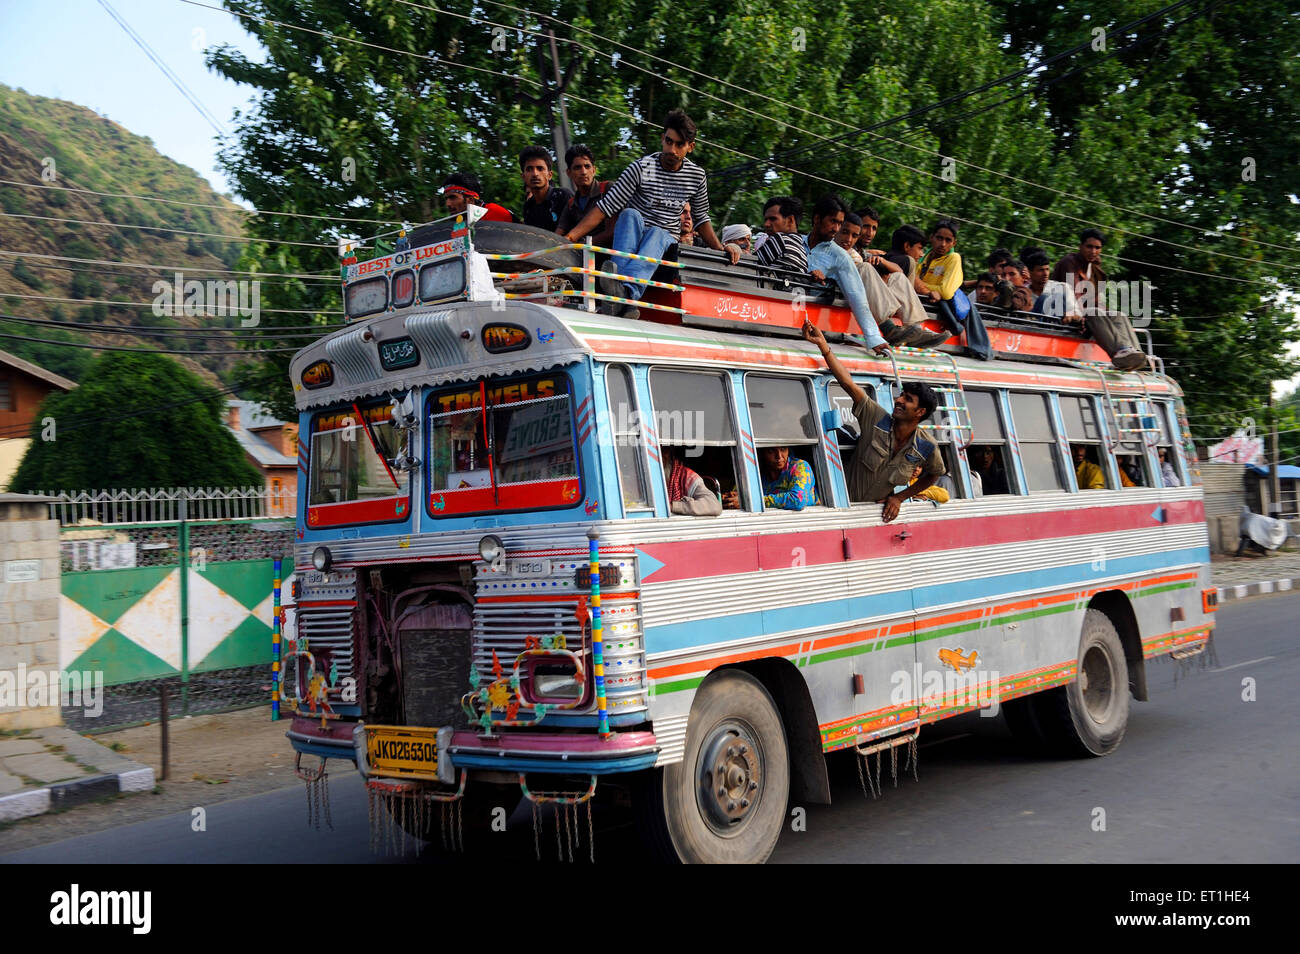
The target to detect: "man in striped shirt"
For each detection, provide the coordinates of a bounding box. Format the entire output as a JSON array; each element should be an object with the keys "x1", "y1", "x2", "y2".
[
  {"x1": 755, "y1": 195, "x2": 809, "y2": 273},
  {"x1": 561, "y1": 109, "x2": 736, "y2": 318}
]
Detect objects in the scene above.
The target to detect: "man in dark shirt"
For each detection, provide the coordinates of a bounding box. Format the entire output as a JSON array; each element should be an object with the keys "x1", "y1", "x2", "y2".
[
  {"x1": 555, "y1": 144, "x2": 614, "y2": 247},
  {"x1": 519, "y1": 146, "x2": 572, "y2": 231},
  {"x1": 1051, "y1": 228, "x2": 1146, "y2": 370}
]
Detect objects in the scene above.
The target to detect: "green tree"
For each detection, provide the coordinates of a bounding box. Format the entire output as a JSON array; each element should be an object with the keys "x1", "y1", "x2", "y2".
[
  {"x1": 988, "y1": 0, "x2": 1300, "y2": 447},
  {"x1": 209, "y1": 0, "x2": 1054, "y2": 418},
  {"x1": 9, "y1": 352, "x2": 262, "y2": 492}
]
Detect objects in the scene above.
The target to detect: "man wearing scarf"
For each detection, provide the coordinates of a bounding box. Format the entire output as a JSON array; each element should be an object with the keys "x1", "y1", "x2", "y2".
[
  {"x1": 663, "y1": 446, "x2": 722, "y2": 516},
  {"x1": 440, "y1": 172, "x2": 514, "y2": 222}
]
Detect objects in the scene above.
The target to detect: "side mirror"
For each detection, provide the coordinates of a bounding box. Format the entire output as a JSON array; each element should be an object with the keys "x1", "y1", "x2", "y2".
[{"x1": 390, "y1": 390, "x2": 418, "y2": 429}]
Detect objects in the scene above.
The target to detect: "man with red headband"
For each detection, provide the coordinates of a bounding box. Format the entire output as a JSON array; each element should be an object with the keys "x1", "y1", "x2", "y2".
[{"x1": 441, "y1": 172, "x2": 514, "y2": 222}]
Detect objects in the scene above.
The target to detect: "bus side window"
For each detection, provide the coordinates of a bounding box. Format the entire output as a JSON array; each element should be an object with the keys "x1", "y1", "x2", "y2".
[
  {"x1": 747, "y1": 374, "x2": 823, "y2": 510},
  {"x1": 1061, "y1": 394, "x2": 1111, "y2": 490},
  {"x1": 926, "y1": 389, "x2": 970, "y2": 499},
  {"x1": 1156, "y1": 402, "x2": 1183, "y2": 488},
  {"x1": 606, "y1": 365, "x2": 650, "y2": 510},
  {"x1": 827, "y1": 381, "x2": 875, "y2": 463},
  {"x1": 966, "y1": 390, "x2": 1015, "y2": 495},
  {"x1": 647, "y1": 368, "x2": 742, "y2": 509},
  {"x1": 1115, "y1": 399, "x2": 1152, "y2": 489},
  {"x1": 1009, "y1": 392, "x2": 1067, "y2": 492}
]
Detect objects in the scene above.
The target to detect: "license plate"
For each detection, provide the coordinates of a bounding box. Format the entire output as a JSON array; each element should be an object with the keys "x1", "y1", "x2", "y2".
[
  {"x1": 510, "y1": 558, "x2": 551, "y2": 578},
  {"x1": 365, "y1": 725, "x2": 441, "y2": 781},
  {"x1": 300, "y1": 568, "x2": 356, "y2": 586}
]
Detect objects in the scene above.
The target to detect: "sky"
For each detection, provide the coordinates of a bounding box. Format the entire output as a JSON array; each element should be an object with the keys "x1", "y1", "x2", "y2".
[
  {"x1": 0, "y1": 0, "x2": 261, "y2": 197},
  {"x1": 0, "y1": 0, "x2": 1296, "y2": 398}
]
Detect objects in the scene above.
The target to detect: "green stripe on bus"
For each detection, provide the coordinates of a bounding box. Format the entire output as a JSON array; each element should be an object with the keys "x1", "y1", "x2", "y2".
[{"x1": 652, "y1": 676, "x2": 706, "y2": 695}]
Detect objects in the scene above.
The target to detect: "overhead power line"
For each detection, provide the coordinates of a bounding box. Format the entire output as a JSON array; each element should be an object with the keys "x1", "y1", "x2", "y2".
[
  {"x1": 476, "y1": 0, "x2": 1293, "y2": 257},
  {"x1": 97, "y1": 0, "x2": 228, "y2": 136},
  {"x1": 2, "y1": 248, "x2": 336, "y2": 282}
]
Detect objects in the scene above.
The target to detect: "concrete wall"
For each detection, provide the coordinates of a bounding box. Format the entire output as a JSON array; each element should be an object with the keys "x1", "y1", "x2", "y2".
[{"x1": 0, "y1": 494, "x2": 61, "y2": 729}]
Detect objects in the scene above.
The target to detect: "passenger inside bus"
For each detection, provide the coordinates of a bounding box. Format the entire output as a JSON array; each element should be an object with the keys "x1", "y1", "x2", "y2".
[
  {"x1": 1117, "y1": 455, "x2": 1145, "y2": 487},
  {"x1": 970, "y1": 444, "x2": 1012, "y2": 495},
  {"x1": 1072, "y1": 443, "x2": 1107, "y2": 489},
  {"x1": 728, "y1": 445, "x2": 820, "y2": 511},
  {"x1": 905, "y1": 464, "x2": 950, "y2": 504},
  {"x1": 663, "y1": 445, "x2": 723, "y2": 516}
]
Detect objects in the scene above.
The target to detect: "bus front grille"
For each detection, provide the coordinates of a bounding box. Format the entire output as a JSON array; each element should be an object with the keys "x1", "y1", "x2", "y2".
[{"x1": 471, "y1": 600, "x2": 647, "y2": 718}]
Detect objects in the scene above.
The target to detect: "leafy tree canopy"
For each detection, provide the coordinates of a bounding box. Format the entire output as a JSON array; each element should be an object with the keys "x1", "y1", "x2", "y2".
[
  {"x1": 209, "y1": 0, "x2": 1300, "y2": 457},
  {"x1": 10, "y1": 351, "x2": 263, "y2": 492}
]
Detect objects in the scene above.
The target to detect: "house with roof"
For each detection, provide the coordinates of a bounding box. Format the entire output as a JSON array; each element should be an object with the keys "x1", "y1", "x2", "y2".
[
  {"x1": 225, "y1": 399, "x2": 298, "y2": 515},
  {"x1": 0, "y1": 350, "x2": 77, "y2": 490}
]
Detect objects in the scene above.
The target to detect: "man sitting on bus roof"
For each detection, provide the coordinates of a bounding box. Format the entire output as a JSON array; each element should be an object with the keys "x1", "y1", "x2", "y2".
[
  {"x1": 441, "y1": 172, "x2": 514, "y2": 222},
  {"x1": 801, "y1": 195, "x2": 892, "y2": 353},
  {"x1": 804, "y1": 322, "x2": 945, "y2": 522},
  {"x1": 1026, "y1": 250, "x2": 1080, "y2": 320},
  {"x1": 519, "y1": 146, "x2": 573, "y2": 232},
  {"x1": 1052, "y1": 228, "x2": 1147, "y2": 371},
  {"x1": 725, "y1": 446, "x2": 821, "y2": 511},
  {"x1": 560, "y1": 109, "x2": 737, "y2": 319},
  {"x1": 555, "y1": 144, "x2": 615, "y2": 248},
  {"x1": 755, "y1": 195, "x2": 810, "y2": 274},
  {"x1": 663, "y1": 446, "x2": 722, "y2": 516}
]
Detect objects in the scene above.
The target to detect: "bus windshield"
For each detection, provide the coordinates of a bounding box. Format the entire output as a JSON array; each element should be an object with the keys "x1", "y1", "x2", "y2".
[
  {"x1": 428, "y1": 372, "x2": 580, "y2": 515},
  {"x1": 307, "y1": 403, "x2": 409, "y2": 525}
]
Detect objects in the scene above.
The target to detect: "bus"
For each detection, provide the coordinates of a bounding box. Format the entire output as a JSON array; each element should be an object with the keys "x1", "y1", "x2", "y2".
[{"x1": 277, "y1": 213, "x2": 1216, "y2": 863}]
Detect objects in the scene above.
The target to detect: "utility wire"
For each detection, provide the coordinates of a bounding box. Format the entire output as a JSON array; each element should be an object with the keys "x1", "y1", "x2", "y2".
[
  {"x1": 2, "y1": 248, "x2": 336, "y2": 281},
  {"x1": 0, "y1": 178, "x2": 403, "y2": 227},
  {"x1": 97, "y1": 0, "x2": 228, "y2": 136},
  {"x1": 0, "y1": 210, "x2": 337, "y2": 248},
  {"x1": 0, "y1": 290, "x2": 336, "y2": 317},
  {"x1": 0, "y1": 313, "x2": 333, "y2": 339}
]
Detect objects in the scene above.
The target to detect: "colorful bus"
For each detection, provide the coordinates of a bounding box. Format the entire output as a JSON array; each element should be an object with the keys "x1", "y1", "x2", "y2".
[{"x1": 278, "y1": 216, "x2": 1216, "y2": 863}]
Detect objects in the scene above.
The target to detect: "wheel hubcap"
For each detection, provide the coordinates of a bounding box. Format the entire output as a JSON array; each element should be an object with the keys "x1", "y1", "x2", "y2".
[
  {"x1": 697, "y1": 721, "x2": 762, "y2": 835},
  {"x1": 1081, "y1": 644, "x2": 1115, "y2": 723}
]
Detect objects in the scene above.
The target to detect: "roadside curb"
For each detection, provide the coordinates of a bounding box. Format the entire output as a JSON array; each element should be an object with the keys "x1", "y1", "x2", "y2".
[
  {"x1": 0, "y1": 761, "x2": 154, "y2": 825},
  {"x1": 1215, "y1": 576, "x2": 1299, "y2": 604}
]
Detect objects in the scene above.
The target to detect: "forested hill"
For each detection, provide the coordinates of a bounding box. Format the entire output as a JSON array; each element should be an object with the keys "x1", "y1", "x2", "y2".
[{"x1": 0, "y1": 83, "x2": 247, "y2": 383}]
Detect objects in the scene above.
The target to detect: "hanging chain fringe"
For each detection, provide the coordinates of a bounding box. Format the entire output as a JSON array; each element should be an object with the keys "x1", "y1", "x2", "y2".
[{"x1": 856, "y1": 730, "x2": 920, "y2": 800}]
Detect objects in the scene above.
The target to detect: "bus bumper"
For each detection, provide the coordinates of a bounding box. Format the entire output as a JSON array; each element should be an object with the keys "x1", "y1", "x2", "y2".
[{"x1": 288, "y1": 718, "x2": 661, "y2": 776}]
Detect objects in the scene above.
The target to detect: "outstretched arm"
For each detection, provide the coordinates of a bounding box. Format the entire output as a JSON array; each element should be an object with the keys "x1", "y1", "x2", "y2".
[{"x1": 803, "y1": 322, "x2": 867, "y2": 405}]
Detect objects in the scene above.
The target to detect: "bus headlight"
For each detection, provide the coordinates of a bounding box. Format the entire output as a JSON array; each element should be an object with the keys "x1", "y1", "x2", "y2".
[
  {"x1": 478, "y1": 534, "x2": 504, "y2": 565},
  {"x1": 313, "y1": 546, "x2": 333, "y2": 572}
]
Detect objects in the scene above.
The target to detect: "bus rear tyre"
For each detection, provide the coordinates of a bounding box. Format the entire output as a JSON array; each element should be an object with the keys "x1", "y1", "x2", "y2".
[
  {"x1": 1040, "y1": 608, "x2": 1130, "y2": 757},
  {"x1": 638, "y1": 670, "x2": 789, "y2": 864}
]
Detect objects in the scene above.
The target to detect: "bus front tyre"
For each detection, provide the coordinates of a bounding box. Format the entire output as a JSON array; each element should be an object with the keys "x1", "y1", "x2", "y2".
[
  {"x1": 639, "y1": 670, "x2": 789, "y2": 864},
  {"x1": 1042, "y1": 608, "x2": 1130, "y2": 757}
]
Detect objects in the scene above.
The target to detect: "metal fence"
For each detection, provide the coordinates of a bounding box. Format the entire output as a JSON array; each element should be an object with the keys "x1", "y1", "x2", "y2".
[{"x1": 37, "y1": 486, "x2": 297, "y2": 526}]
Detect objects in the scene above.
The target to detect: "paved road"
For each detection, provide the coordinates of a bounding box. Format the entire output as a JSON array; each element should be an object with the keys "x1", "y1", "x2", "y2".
[{"x1": 4, "y1": 593, "x2": 1296, "y2": 864}]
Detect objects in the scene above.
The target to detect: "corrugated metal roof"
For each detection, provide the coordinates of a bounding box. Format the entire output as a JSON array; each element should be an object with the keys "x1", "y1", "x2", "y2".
[
  {"x1": 1247, "y1": 463, "x2": 1300, "y2": 479},
  {"x1": 226, "y1": 400, "x2": 295, "y2": 467}
]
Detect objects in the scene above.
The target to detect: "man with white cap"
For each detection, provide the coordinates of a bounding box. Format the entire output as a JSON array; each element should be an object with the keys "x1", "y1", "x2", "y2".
[{"x1": 720, "y1": 223, "x2": 754, "y2": 254}]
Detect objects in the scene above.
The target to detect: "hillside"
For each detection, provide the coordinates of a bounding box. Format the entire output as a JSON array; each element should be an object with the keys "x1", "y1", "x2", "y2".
[{"x1": 0, "y1": 83, "x2": 251, "y2": 383}]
